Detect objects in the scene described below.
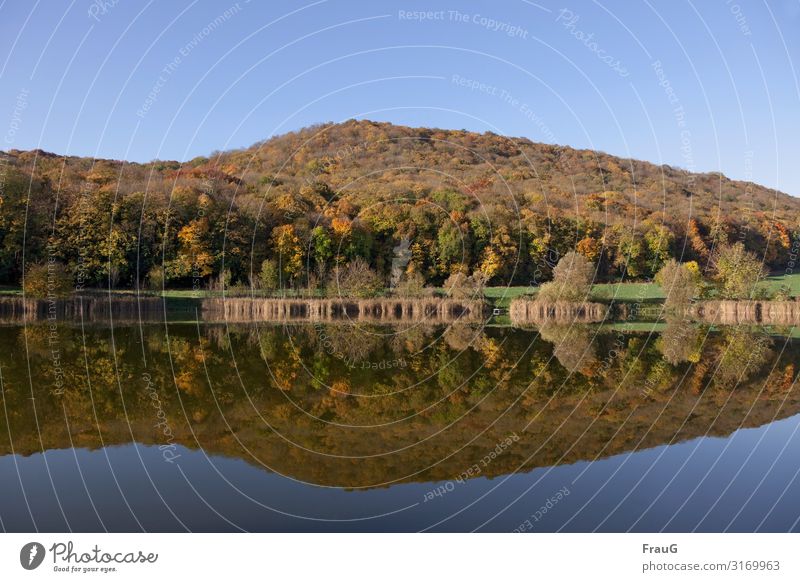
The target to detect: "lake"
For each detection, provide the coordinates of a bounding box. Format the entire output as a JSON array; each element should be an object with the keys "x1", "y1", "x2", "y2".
[{"x1": 1, "y1": 313, "x2": 799, "y2": 531}]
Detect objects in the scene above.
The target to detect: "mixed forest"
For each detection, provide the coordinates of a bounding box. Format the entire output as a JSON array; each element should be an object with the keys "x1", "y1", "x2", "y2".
[{"x1": 1, "y1": 119, "x2": 798, "y2": 295}]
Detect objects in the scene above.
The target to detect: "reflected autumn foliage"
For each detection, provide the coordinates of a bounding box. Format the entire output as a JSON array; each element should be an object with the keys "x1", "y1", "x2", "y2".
[
  {"x1": 0, "y1": 321, "x2": 798, "y2": 488},
  {"x1": 657, "y1": 316, "x2": 702, "y2": 365}
]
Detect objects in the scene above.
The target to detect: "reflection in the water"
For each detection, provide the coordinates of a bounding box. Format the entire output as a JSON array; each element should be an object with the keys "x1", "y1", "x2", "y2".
[
  {"x1": 657, "y1": 316, "x2": 702, "y2": 365},
  {"x1": 1, "y1": 319, "x2": 798, "y2": 494},
  {"x1": 537, "y1": 324, "x2": 598, "y2": 374}
]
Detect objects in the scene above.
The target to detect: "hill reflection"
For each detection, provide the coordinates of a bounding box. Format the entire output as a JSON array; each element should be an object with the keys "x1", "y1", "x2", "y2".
[{"x1": 0, "y1": 321, "x2": 797, "y2": 489}]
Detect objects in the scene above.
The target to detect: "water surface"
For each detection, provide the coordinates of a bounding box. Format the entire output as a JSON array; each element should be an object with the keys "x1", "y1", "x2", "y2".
[{"x1": 1, "y1": 317, "x2": 798, "y2": 531}]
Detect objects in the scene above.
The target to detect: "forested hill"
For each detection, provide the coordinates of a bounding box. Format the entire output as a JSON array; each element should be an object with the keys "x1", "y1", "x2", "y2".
[{"x1": 1, "y1": 119, "x2": 798, "y2": 289}]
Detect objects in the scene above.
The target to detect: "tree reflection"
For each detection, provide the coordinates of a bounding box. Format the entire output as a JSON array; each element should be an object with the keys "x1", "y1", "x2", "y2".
[
  {"x1": 657, "y1": 316, "x2": 702, "y2": 365},
  {"x1": 712, "y1": 327, "x2": 772, "y2": 390},
  {"x1": 538, "y1": 324, "x2": 598, "y2": 375},
  {"x1": 0, "y1": 321, "x2": 797, "y2": 489}
]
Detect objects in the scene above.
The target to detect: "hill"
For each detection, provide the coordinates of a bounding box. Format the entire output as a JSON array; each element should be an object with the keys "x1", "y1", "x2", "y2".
[{"x1": 1, "y1": 119, "x2": 797, "y2": 289}]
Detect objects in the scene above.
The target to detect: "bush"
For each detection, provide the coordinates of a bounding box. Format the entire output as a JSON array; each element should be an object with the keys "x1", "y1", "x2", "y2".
[
  {"x1": 712, "y1": 242, "x2": 766, "y2": 299},
  {"x1": 536, "y1": 251, "x2": 593, "y2": 303},
  {"x1": 209, "y1": 269, "x2": 232, "y2": 292},
  {"x1": 328, "y1": 258, "x2": 383, "y2": 298},
  {"x1": 146, "y1": 265, "x2": 165, "y2": 291},
  {"x1": 393, "y1": 272, "x2": 430, "y2": 297},
  {"x1": 24, "y1": 261, "x2": 72, "y2": 298},
  {"x1": 655, "y1": 259, "x2": 699, "y2": 307},
  {"x1": 774, "y1": 284, "x2": 792, "y2": 302},
  {"x1": 443, "y1": 271, "x2": 486, "y2": 299}
]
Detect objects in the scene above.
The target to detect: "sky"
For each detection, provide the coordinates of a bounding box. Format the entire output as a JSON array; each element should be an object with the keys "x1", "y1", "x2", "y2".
[{"x1": 1, "y1": 0, "x2": 799, "y2": 195}]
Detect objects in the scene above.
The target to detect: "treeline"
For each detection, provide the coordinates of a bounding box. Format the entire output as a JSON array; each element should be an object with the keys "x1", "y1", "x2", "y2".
[{"x1": 1, "y1": 120, "x2": 797, "y2": 293}]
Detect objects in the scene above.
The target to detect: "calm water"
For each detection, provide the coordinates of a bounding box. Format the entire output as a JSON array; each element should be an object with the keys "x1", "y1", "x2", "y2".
[{"x1": 1, "y1": 317, "x2": 799, "y2": 531}]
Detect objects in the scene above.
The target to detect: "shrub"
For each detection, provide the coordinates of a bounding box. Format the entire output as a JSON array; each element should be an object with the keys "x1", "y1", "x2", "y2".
[
  {"x1": 23, "y1": 261, "x2": 72, "y2": 298},
  {"x1": 536, "y1": 251, "x2": 593, "y2": 303},
  {"x1": 655, "y1": 259, "x2": 699, "y2": 307},
  {"x1": 774, "y1": 284, "x2": 792, "y2": 302},
  {"x1": 209, "y1": 269, "x2": 232, "y2": 292},
  {"x1": 712, "y1": 243, "x2": 766, "y2": 299},
  {"x1": 443, "y1": 271, "x2": 486, "y2": 299},
  {"x1": 328, "y1": 258, "x2": 383, "y2": 298},
  {"x1": 146, "y1": 265, "x2": 165, "y2": 291},
  {"x1": 393, "y1": 272, "x2": 430, "y2": 297}
]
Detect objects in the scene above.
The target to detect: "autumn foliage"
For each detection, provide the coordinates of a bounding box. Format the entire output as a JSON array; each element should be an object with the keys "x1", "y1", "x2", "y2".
[{"x1": 1, "y1": 120, "x2": 796, "y2": 291}]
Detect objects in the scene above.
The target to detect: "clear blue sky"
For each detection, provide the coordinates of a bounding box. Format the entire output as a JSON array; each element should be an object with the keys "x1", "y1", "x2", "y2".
[{"x1": 1, "y1": 0, "x2": 799, "y2": 195}]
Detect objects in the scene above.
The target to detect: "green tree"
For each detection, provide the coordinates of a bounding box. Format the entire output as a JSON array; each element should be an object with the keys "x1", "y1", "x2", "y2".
[
  {"x1": 259, "y1": 259, "x2": 279, "y2": 292},
  {"x1": 436, "y1": 222, "x2": 463, "y2": 274},
  {"x1": 713, "y1": 328, "x2": 772, "y2": 389},
  {"x1": 310, "y1": 226, "x2": 333, "y2": 274},
  {"x1": 613, "y1": 227, "x2": 645, "y2": 278}
]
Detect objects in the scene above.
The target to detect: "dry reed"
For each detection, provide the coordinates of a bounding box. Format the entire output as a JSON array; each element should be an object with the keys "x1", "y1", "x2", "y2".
[
  {"x1": 201, "y1": 297, "x2": 488, "y2": 323},
  {"x1": 689, "y1": 300, "x2": 800, "y2": 325},
  {"x1": 0, "y1": 296, "x2": 164, "y2": 324},
  {"x1": 509, "y1": 299, "x2": 609, "y2": 326}
]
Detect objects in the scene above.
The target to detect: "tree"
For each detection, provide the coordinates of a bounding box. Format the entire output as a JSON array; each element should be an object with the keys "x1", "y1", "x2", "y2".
[
  {"x1": 209, "y1": 268, "x2": 232, "y2": 292},
  {"x1": 310, "y1": 226, "x2": 333, "y2": 275},
  {"x1": 167, "y1": 218, "x2": 214, "y2": 280},
  {"x1": 576, "y1": 235, "x2": 601, "y2": 262},
  {"x1": 657, "y1": 316, "x2": 701, "y2": 364},
  {"x1": 436, "y1": 222, "x2": 464, "y2": 275},
  {"x1": 271, "y1": 224, "x2": 304, "y2": 286},
  {"x1": 146, "y1": 265, "x2": 165, "y2": 291},
  {"x1": 712, "y1": 242, "x2": 766, "y2": 299},
  {"x1": 0, "y1": 171, "x2": 47, "y2": 283},
  {"x1": 655, "y1": 259, "x2": 699, "y2": 308},
  {"x1": 443, "y1": 270, "x2": 486, "y2": 299},
  {"x1": 713, "y1": 328, "x2": 772, "y2": 389},
  {"x1": 644, "y1": 224, "x2": 674, "y2": 276},
  {"x1": 477, "y1": 225, "x2": 517, "y2": 284},
  {"x1": 328, "y1": 258, "x2": 383, "y2": 298},
  {"x1": 259, "y1": 259, "x2": 279, "y2": 292},
  {"x1": 687, "y1": 218, "x2": 710, "y2": 263},
  {"x1": 3, "y1": 120, "x2": 800, "y2": 293},
  {"x1": 393, "y1": 272, "x2": 428, "y2": 297},
  {"x1": 613, "y1": 227, "x2": 645, "y2": 277},
  {"x1": 538, "y1": 324, "x2": 597, "y2": 374},
  {"x1": 536, "y1": 251, "x2": 594, "y2": 303},
  {"x1": 24, "y1": 261, "x2": 72, "y2": 298}
]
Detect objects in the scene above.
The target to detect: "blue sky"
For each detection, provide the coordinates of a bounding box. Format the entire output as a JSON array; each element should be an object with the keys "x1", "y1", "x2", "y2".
[{"x1": 1, "y1": 0, "x2": 799, "y2": 195}]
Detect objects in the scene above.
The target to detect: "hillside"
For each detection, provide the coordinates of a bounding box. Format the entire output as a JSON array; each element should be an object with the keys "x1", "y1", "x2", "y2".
[{"x1": 1, "y1": 119, "x2": 797, "y2": 289}]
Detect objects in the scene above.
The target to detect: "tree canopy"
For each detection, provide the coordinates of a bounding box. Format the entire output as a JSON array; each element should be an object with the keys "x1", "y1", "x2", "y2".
[{"x1": 1, "y1": 120, "x2": 796, "y2": 292}]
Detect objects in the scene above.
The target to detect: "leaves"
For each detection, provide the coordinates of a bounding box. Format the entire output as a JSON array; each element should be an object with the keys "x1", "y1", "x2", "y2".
[{"x1": 1, "y1": 121, "x2": 798, "y2": 292}]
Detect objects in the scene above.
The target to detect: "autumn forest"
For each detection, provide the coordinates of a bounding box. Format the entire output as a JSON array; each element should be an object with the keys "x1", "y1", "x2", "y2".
[{"x1": 1, "y1": 119, "x2": 798, "y2": 294}]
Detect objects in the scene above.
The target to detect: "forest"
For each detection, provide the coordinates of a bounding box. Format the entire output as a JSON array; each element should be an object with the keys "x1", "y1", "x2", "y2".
[{"x1": 1, "y1": 119, "x2": 798, "y2": 295}]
